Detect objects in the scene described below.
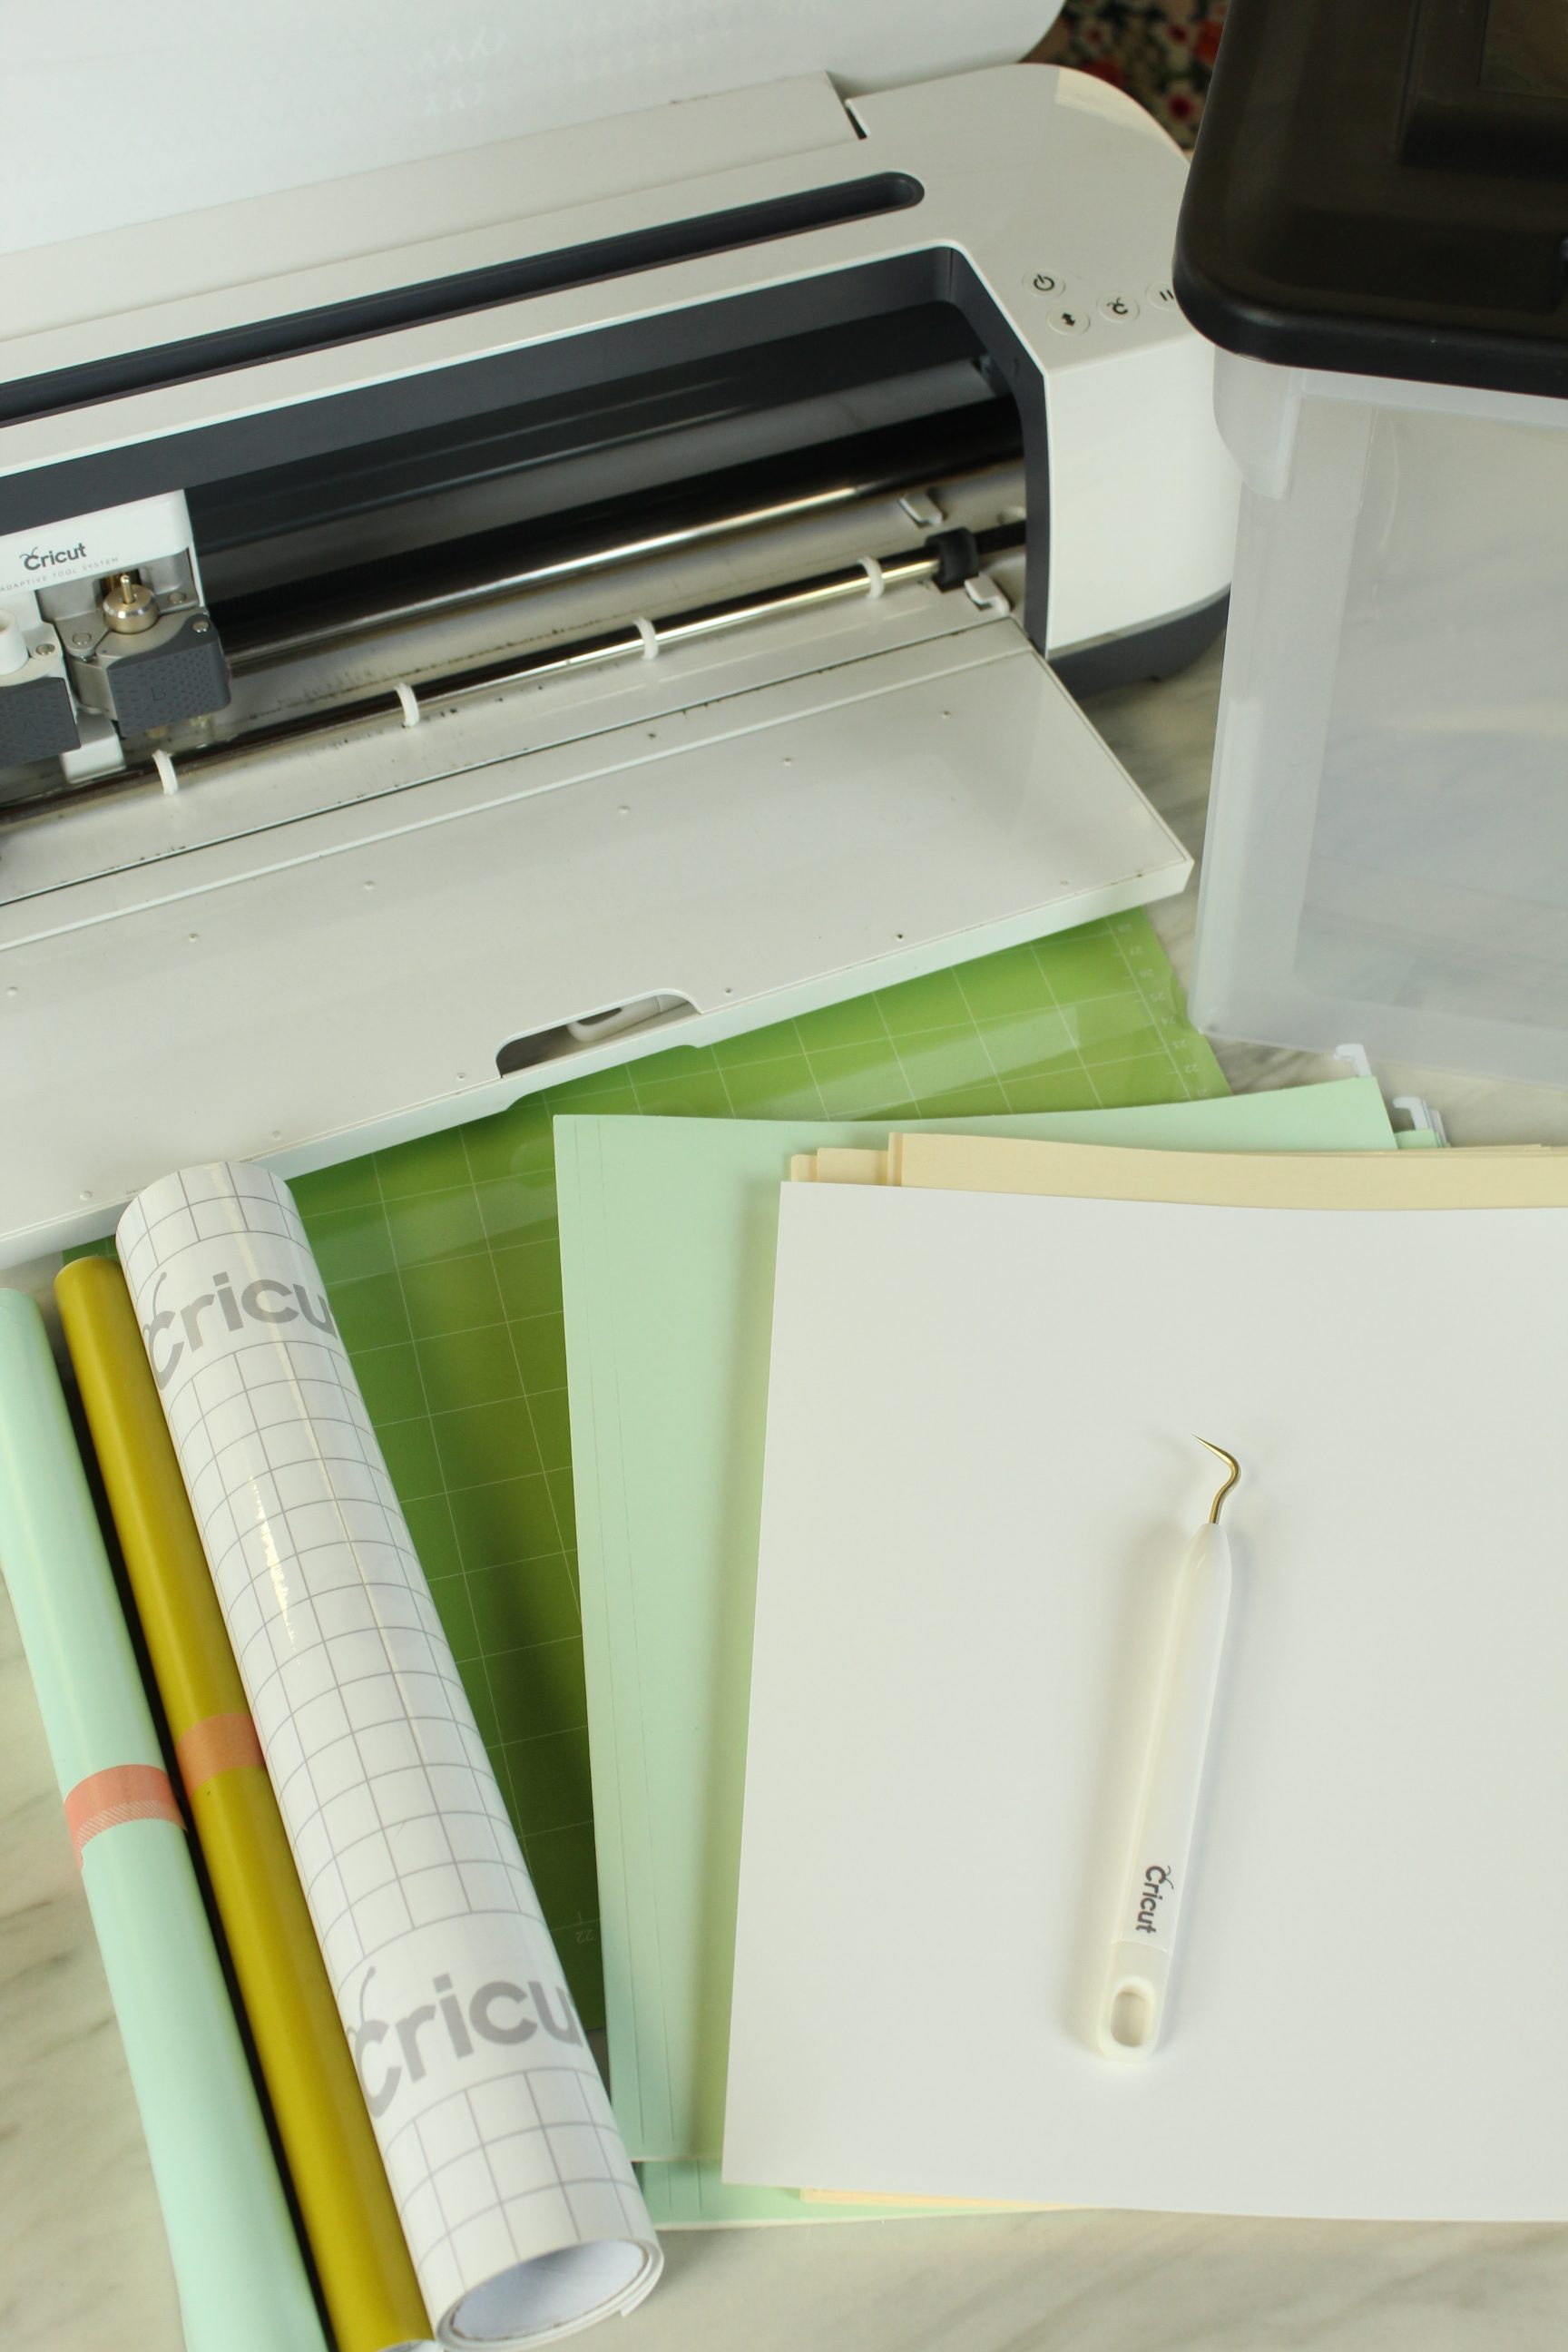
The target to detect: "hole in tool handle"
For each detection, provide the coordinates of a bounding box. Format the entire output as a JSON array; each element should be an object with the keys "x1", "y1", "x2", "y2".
[
  {"x1": 1105, "y1": 1976, "x2": 1159, "y2": 2055},
  {"x1": 1097, "y1": 1944, "x2": 1171, "y2": 2062}
]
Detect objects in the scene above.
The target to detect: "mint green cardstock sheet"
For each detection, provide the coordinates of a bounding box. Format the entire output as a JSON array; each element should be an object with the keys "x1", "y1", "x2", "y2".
[
  {"x1": 636, "y1": 2161, "x2": 1020, "y2": 2231},
  {"x1": 556, "y1": 1078, "x2": 1397, "y2": 2186}
]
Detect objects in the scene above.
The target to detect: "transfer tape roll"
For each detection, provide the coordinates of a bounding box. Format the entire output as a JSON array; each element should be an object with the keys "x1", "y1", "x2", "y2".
[{"x1": 118, "y1": 1164, "x2": 660, "y2": 2349}]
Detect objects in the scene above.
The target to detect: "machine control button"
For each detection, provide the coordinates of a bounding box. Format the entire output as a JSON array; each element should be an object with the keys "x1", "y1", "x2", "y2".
[
  {"x1": 1099, "y1": 293, "x2": 1140, "y2": 322},
  {"x1": 1146, "y1": 279, "x2": 1181, "y2": 309},
  {"x1": 1047, "y1": 305, "x2": 1091, "y2": 336},
  {"x1": 1024, "y1": 266, "x2": 1068, "y2": 298}
]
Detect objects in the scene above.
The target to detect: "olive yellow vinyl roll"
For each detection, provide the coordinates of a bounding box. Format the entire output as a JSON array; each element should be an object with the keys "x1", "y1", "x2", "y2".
[{"x1": 56, "y1": 1255, "x2": 431, "y2": 2352}]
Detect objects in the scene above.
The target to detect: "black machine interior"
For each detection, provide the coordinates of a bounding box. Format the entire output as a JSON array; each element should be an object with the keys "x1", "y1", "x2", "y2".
[
  {"x1": 0, "y1": 299, "x2": 1027, "y2": 818},
  {"x1": 198, "y1": 301, "x2": 1017, "y2": 640}
]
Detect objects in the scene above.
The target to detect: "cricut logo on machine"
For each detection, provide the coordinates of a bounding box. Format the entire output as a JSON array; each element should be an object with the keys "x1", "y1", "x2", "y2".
[
  {"x1": 349, "y1": 1967, "x2": 586, "y2": 2117},
  {"x1": 0, "y1": 492, "x2": 193, "y2": 600},
  {"x1": 0, "y1": 534, "x2": 101, "y2": 597},
  {"x1": 141, "y1": 1267, "x2": 338, "y2": 1387},
  {"x1": 20, "y1": 539, "x2": 89, "y2": 573}
]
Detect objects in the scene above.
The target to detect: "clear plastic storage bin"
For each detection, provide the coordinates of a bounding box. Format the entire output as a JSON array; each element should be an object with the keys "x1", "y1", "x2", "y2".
[{"x1": 1176, "y1": 0, "x2": 1568, "y2": 1082}]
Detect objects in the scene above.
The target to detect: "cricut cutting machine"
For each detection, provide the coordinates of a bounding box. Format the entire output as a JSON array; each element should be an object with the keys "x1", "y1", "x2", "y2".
[{"x1": 0, "y1": 49, "x2": 1237, "y2": 1264}]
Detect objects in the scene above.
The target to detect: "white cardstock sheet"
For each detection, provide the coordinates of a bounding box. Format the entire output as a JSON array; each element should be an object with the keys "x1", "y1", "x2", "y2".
[{"x1": 724, "y1": 1179, "x2": 1568, "y2": 2221}]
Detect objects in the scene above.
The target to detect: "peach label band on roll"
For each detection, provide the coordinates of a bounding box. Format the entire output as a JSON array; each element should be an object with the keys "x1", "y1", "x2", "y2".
[
  {"x1": 64, "y1": 1762, "x2": 183, "y2": 1863},
  {"x1": 175, "y1": 1710, "x2": 264, "y2": 1798}
]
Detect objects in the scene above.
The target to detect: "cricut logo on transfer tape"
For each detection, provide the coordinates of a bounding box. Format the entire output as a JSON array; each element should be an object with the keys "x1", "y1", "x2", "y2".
[
  {"x1": 349, "y1": 1968, "x2": 585, "y2": 2117},
  {"x1": 142, "y1": 1267, "x2": 338, "y2": 1387}
]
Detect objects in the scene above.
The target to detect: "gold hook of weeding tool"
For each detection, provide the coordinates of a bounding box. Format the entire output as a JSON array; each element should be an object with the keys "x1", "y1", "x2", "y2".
[{"x1": 1196, "y1": 1437, "x2": 1240, "y2": 1524}]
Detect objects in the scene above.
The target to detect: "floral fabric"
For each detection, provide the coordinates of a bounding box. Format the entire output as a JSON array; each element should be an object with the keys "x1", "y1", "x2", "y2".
[{"x1": 1045, "y1": 0, "x2": 1227, "y2": 147}]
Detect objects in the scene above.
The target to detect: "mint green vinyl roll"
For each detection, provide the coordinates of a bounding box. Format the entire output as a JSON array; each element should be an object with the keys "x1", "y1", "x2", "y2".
[{"x1": 0, "y1": 1289, "x2": 327, "y2": 2352}]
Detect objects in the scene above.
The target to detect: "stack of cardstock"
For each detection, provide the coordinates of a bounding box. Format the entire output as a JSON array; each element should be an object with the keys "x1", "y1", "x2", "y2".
[
  {"x1": 555, "y1": 1080, "x2": 1400, "y2": 2220},
  {"x1": 279, "y1": 907, "x2": 1229, "y2": 2036},
  {"x1": 723, "y1": 1136, "x2": 1568, "y2": 2219}
]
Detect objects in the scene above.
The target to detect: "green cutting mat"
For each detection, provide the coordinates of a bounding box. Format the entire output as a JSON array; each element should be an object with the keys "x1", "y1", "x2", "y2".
[{"x1": 75, "y1": 913, "x2": 1223, "y2": 2029}]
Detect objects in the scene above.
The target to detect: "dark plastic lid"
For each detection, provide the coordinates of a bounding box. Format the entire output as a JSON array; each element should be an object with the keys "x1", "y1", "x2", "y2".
[{"x1": 1174, "y1": 0, "x2": 1568, "y2": 397}]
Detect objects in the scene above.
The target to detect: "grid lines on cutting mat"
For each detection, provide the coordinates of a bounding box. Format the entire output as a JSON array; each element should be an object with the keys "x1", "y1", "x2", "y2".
[{"x1": 293, "y1": 910, "x2": 1226, "y2": 2027}]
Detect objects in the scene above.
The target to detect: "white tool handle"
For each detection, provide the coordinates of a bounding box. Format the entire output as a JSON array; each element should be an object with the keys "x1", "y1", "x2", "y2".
[{"x1": 1097, "y1": 1520, "x2": 1232, "y2": 2060}]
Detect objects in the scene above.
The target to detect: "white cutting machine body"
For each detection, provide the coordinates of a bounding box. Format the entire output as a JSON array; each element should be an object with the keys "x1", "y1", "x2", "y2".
[{"x1": 0, "y1": 63, "x2": 1237, "y2": 1263}]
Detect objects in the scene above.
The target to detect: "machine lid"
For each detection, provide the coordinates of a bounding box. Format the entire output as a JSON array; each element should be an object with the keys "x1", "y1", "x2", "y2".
[
  {"x1": 1175, "y1": 0, "x2": 1568, "y2": 398},
  {"x1": 0, "y1": 622, "x2": 1189, "y2": 1266},
  {"x1": 0, "y1": 4, "x2": 1058, "y2": 256}
]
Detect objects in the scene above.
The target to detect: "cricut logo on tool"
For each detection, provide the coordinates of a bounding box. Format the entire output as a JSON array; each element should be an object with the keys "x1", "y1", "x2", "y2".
[
  {"x1": 1135, "y1": 1865, "x2": 1173, "y2": 1935},
  {"x1": 20, "y1": 540, "x2": 88, "y2": 571},
  {"x1": 350, "y1": 1968, "x2": 585, "y2": 2116},
  {"x1": 141, "y1": 1268, "x2": 338, "y2": 1387}
]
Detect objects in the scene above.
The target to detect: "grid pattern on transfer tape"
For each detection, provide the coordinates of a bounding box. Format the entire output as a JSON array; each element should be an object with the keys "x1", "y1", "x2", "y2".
[
  {"x1": 178, "y1": 1328, "x2": 530, "y2": 1965},
  {"x1": 387, "y1": 2067, "x2": 638, "y2": 2308},
  {"x1": 122, "y1": 1167, "x2": 533, "y2": 1970},
  {"x1": 117, "y1": 1165, "x2": 649, "y2": 2309}
]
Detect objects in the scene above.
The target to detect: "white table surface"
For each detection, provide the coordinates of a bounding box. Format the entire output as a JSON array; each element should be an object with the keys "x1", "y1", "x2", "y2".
[{"x1": 5, "y1": 639, "x2": 1568, "y2": 2350}]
